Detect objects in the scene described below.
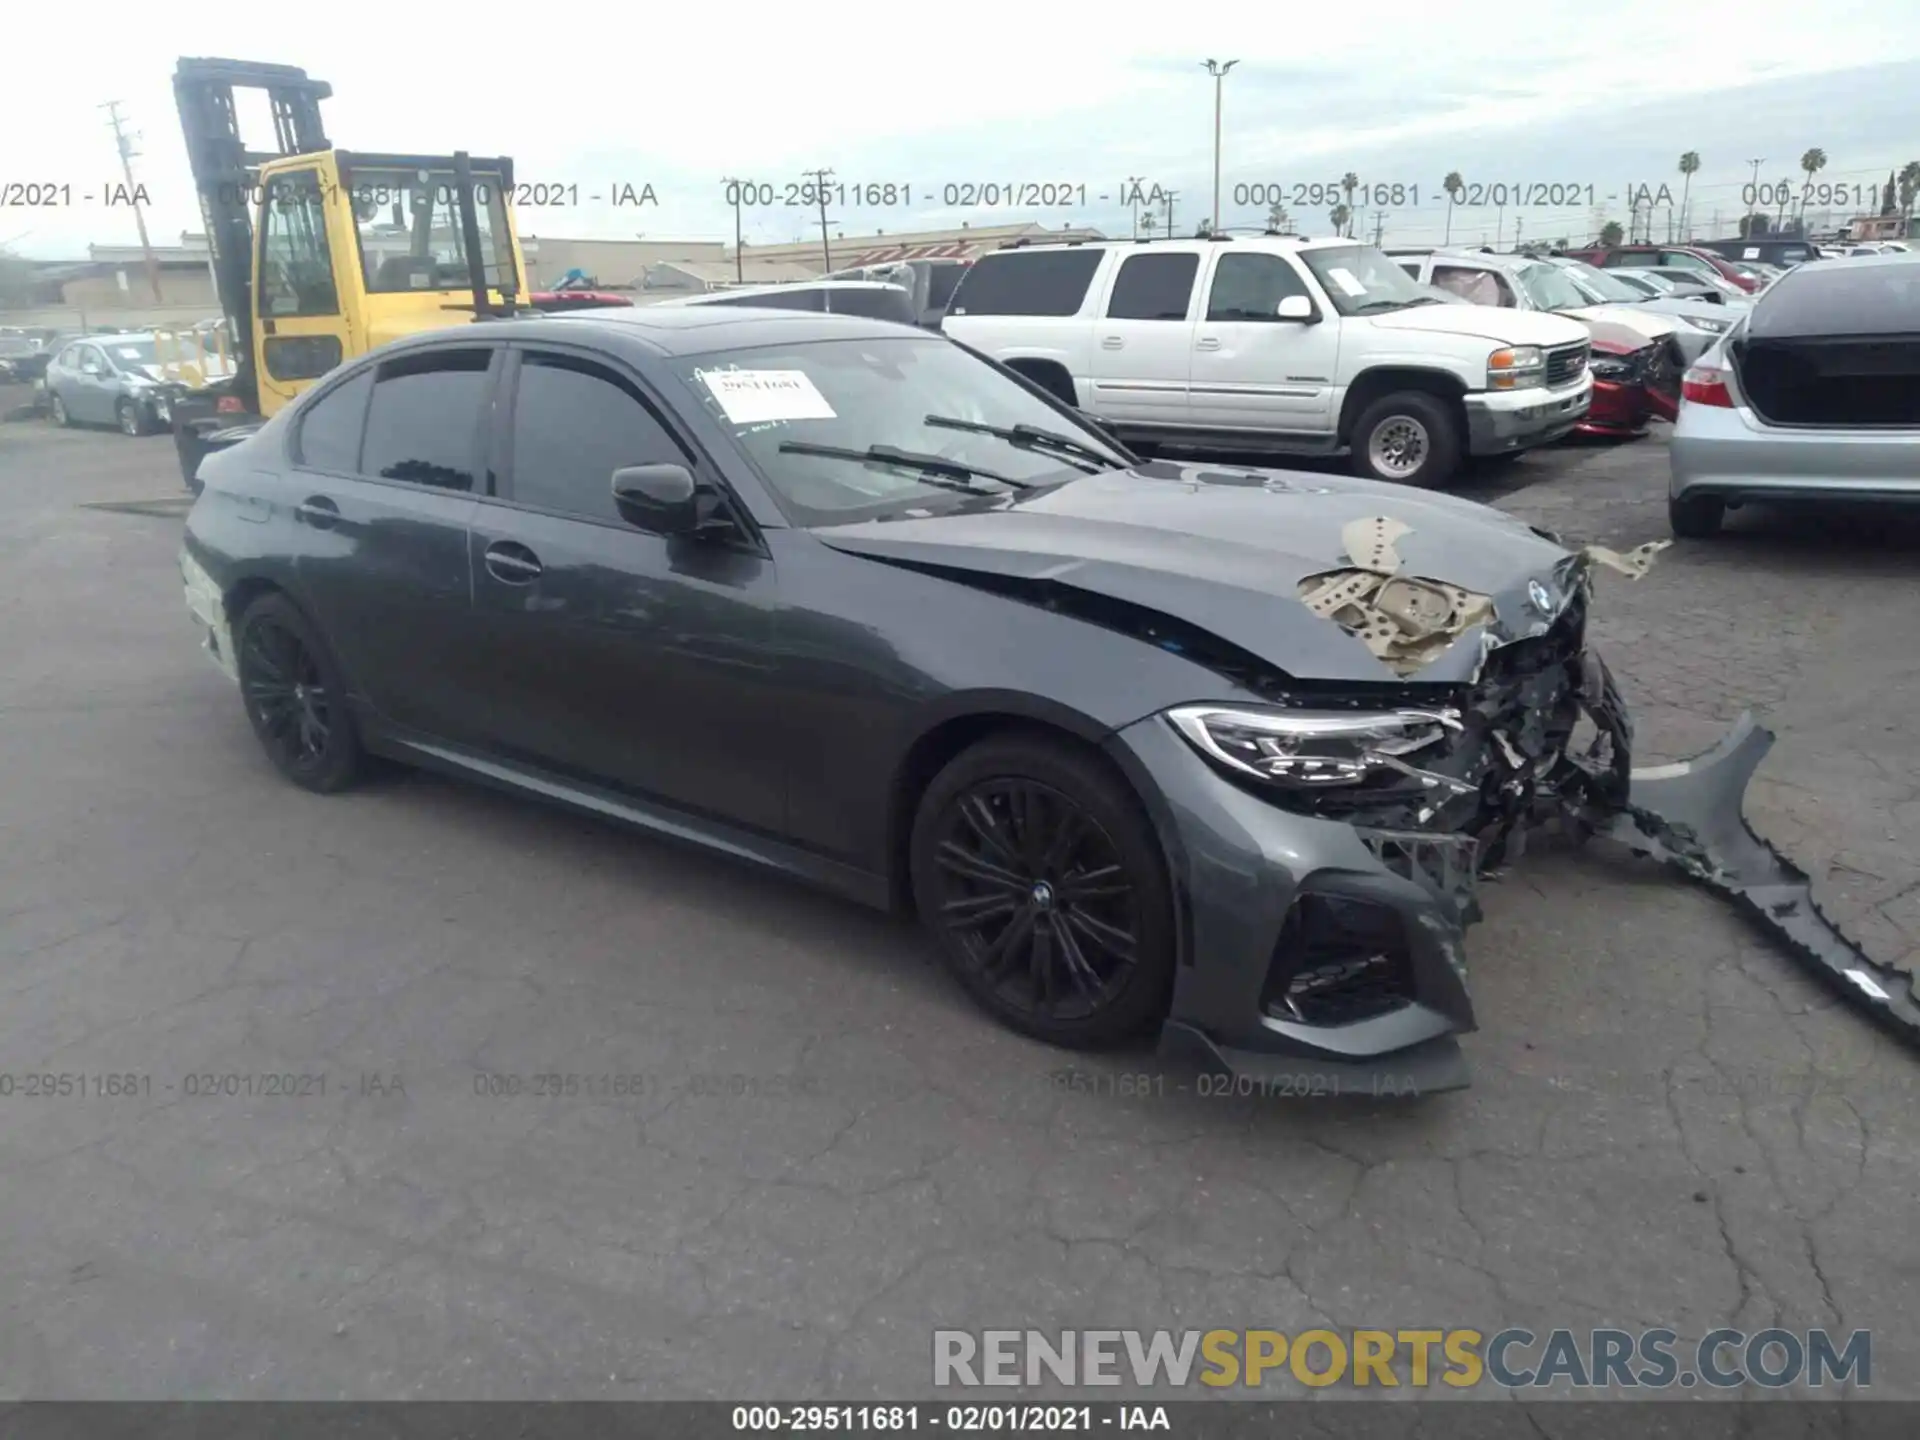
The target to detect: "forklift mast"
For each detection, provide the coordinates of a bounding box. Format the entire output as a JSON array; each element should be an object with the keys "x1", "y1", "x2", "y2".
[{"x1": 172, "y1": 58, "x2": 334, "y2": 414}]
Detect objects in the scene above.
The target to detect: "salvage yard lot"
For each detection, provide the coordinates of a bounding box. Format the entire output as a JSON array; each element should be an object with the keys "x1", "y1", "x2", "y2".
[{"x1": 2, "y1": 417, "x2": 1918, "y2": 1400}]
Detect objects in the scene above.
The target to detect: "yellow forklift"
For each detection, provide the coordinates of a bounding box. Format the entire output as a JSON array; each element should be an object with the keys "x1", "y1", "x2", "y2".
[{"x1": 169, "y1": 58, "x2": 534, "y2": 488}]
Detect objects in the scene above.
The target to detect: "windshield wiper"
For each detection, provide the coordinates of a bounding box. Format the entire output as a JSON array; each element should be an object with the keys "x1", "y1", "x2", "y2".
[
  {"x1": 922, "y1": 414, "x2": 1119, "y2": 473},
  {"x1": 776, "y1": 440, "x2": 1031, "y2": 492},
  {"x1": 1350, "y1": 298, "x2": 1413, "y2": 313}
]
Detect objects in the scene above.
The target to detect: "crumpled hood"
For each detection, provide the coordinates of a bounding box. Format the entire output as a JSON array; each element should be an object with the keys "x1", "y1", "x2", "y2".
[
  {"x1": 1565, "y1": 303, "x2": 1680, "y2": 342},
  {"x1": 1364, "y1": 303, "x2": 1589, "y2": 349},
  {"x1": 812, "y1": 460, "x2": 1577, "y2": 686}
]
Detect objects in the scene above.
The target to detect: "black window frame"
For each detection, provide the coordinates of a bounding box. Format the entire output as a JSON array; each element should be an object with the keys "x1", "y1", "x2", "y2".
[
  {"x1": 1105, "y1": 251, "x2": 1202, "y2": 322},
  {"x1": 492, "y1": 342, "x2": 763, "y2": 551},
  {"x1": 945, "y1": 248, "x2": 1105, "y2": 318},
  {"x1": 256, "y1": 166, "x2": 343, "y2": 320},
  {"x1": 314, "y1": 344, "x2": 502, "y2": 495}
]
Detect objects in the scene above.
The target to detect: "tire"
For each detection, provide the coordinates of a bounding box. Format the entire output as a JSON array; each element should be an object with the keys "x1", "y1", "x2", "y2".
[
  {"x1": 909, "y1": 734, "x2": 1175, "y2": 1049},
  {"x1": 1349, "y1": 390, "x2": 1462, "y2": 488},
  {"x1": 233, "y1": 592, "x2": 366, "y2": 794},
  {"x1": 1669, "y1": 492, "x2": 1725, "y2": 539},
  {"x1": 50, "y1": 392, "x2": 72, "y2": 427},
  {"x1": 116, "y1": 398, "x2": 148, "y2": 437}
]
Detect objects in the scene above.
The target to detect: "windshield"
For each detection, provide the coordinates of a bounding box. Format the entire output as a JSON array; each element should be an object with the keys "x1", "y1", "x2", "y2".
[
  {"x1": 1555, "y1": 261, "x2": 1645, "y2": 304},
  {"x1": 104, "y1": 339, "x2": 159, "y2": 366},
  {"x1": 346, "y1": 166, "x2": 518, "y2": 295},
  {"x1": 668, "y1": 337, "x2": 1131, "y2": 526},
  {"x1": 1297, "y1": 245, "x2": 1430, "y2": 314},
  {"x1": 1512, "y1": 261, "x2": 1592, "y2": 312}
]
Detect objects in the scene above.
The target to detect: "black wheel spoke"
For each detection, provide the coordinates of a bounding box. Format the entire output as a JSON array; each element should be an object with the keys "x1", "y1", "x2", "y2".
[
  {"x1": 1051, "y1": 915, "x2": 1107, "y2": 1002},
  {"x1": 934, "y1": 840, "x2": 1028, "y2": 894},
  {"x1": 1065, "y1": 906, "x2": 1137, "y2": 968},
  {"x1": 1059, "y1": 863, "x2": 1132, "y2": 902},
  {"x1": 241, "y1": 618, "x2": 332, "y2": 768},
  {"x1": 960, "y1": 795, "x2": 1024, "y2": 870},
  {"x1": 979, "y1": 906, "x2": 1036, "y2": 980},
  {"x1": 1039, "y1": 806, "x2": 1086, "y2": 874},
  {"x1": 940, "y1": 889, "x2": 1020, "y2": 930},
  {"x1": 1029, "y1": 919, "x2": 1056, "y2": 1011}
]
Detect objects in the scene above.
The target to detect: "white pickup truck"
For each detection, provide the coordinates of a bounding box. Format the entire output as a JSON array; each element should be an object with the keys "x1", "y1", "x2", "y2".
[{"x1": 940, "y1": 235, "x2": 1594, "y2": 488}]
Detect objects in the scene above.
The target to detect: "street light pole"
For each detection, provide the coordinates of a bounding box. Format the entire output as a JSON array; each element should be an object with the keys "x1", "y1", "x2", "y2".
[
  {"x1": 721, "y1": 177, "x2": 746, "y2": 282},
  {"x1": 1202, "y1": 60, "x2": 1238, "y2": 233}
]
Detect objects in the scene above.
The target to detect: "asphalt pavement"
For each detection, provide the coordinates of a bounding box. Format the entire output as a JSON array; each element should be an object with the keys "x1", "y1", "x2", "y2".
[{"x1": 1, "y1": 408, "x2": 1917, "y2": 1402}]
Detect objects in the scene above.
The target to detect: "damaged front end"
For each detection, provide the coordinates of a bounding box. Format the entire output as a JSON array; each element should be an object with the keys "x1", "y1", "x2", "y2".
[{"x1": 1249, "y1": 516, "x2": 1920, "y2": 1083}]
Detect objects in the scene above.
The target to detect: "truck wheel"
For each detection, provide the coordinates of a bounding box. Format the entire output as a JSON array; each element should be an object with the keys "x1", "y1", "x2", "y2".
[
  {"x1": 1668, "y1": 493, "x2": 1725, "y2": 538},
  {"x1": 1350, "y1": 392, "x2": 1461, "y2": 489}
]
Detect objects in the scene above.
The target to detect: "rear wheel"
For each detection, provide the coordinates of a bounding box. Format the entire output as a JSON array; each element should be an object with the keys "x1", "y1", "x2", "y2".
[
  {"x1": 1669, "y1": 492, "x2": 1725, "y2": 538},
  {"x1": 910, "y1": 735, "x2": 1174, "y2": 1048},
  {"x1": 1350, "y1": 391, "x2": 1461, "y2": 488},
  {"x1": 234, "y1": 593, "x2": 365, "y2": 793},
  {"x1": 50, "y1": 392, "x2": 72, "y2": 427}
]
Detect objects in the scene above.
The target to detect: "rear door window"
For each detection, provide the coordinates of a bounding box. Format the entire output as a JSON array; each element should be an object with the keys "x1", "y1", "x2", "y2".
[
  {"x1": 358, "y1": 347, "x2": 493, "y2": 492},
  {"x1": 294, "y1": 369, "x2": 374, "y2": 472},
  {"x1": 1106, "y1": 252, "x2": 1200, "y2": 321},
  {"x1": 946, "y1": 250, "x2": 1103, "y2": 317}
]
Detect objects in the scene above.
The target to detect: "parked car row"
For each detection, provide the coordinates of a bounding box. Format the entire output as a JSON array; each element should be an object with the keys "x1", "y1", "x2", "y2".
[{"x1": 938, "y1": 235, "x2": 1594, "y2": 489}]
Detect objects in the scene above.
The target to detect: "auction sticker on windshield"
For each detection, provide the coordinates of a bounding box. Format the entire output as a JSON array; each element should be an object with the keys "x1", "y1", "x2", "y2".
[
  {"x1": 1326, "y1": 268, "x2": 1369, "y2": 298},
  {"x1": 700, "y1": 369, "x2": 837, "y2": 424}
]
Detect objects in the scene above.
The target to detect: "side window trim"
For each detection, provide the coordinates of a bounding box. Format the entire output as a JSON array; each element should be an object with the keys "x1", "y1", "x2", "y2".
[
  {"x1": 492, "y1": 341, "x2": 763, "y2": 548},
  {"x1": 289, "y1": 363, "x2": 377, "y2": 474}
]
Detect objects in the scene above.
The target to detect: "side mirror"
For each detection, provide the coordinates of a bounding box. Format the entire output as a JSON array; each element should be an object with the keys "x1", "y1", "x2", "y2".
[
  {"x1": 1276, "y1": 295, "x2": 1316, "y2": 322},
  {"x1": 611, "y1": 463, "x2": 699, "y2": 535}
]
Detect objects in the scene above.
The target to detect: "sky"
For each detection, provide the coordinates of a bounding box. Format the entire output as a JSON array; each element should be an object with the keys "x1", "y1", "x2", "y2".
[{"x1": 5, "y1": 2, "x2": 1920, "y2": 260}]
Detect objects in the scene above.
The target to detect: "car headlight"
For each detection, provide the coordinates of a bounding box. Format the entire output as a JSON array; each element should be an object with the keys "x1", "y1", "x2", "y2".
[
  {"x1": 1487, "y1": 345, "x2": 1545, "y2": 390},
  {"x1": 1590, "y1": 353, "x2": 1639, "y2": 382},
  {"x1": 1687, "y1": 315, "x2": 1731, "y2": 334},
  {"x1": 1166, "y1": 704, "x2": 1461, "y2": 789}
]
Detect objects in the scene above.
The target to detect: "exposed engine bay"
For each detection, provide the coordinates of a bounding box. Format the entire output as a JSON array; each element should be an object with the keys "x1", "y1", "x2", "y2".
[{"x1": 1294, "y1": 516, "x2": 1920, "y2": 1047}]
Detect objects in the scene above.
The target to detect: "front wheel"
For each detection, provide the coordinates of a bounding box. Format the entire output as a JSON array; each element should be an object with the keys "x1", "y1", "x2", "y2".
[
  {"x1": 116, "y1": 399, "x2": 149, "y2": 437},
  {"x1": 234, "y1": 593, "x2": 366, "y2": 794},
  {"x1": 50, "y1": 392, "x2": 72, "y2": 427},
  {"x1": 1349, "y1": 391, "x2": 1462, "y2": 489},
  {"x1": 909, "y1": 735, "x2": 1174, "y2": 1049}
]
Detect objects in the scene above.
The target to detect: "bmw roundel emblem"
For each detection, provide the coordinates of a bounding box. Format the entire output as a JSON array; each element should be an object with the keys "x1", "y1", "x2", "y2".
[{"x1": 1528, "y1": 579, "x2": 1554, "y2": 615}]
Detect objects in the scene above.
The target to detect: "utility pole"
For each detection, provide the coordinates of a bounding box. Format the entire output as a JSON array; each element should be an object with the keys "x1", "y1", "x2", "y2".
[
  {"x1": 1746, "y1": 157, "x2": 1765, "y2": 214},
  {"x1": 1513, "y1": 214, "x2": 1523, "y2": 249},
  {"x1": 101, "y1": 100, "x2": 163, "y2": 304},
  {"x1": 802, "y1": 167, "x2": 836, "y2": 272},
  {"x1": 1710, "y1": 206, "x2": 1720, "y2": 239},
  {"x1": 1201, "y1": 59, "x2": 1239, "y2": 234},
  {"x1": 1163, "y1": 191, "x2": 1179, "y2": 238},
  {"x1": 721, "y1": 177, "x2": 746, "y2": 282},
  {"x1": 1371, "y1": 210, "x2": 1385, "y2": 246}
]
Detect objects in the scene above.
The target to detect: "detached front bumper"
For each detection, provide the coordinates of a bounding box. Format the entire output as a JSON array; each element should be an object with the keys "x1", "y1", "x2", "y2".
[{"x1": 1461, "y1": 375, "x2": 1593, "y2": 456}]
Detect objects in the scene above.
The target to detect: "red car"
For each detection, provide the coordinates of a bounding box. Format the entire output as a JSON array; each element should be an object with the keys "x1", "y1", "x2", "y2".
[
  {"x1": 1581, "y1": 331, "x2": 1682, "y2": 437},
  {"x1": 1565, "y1": 244, "x2": 1760, "y2": 295}
]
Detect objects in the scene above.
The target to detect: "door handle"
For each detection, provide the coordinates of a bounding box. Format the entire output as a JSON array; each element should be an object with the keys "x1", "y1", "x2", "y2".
[
  {"x1": 1100, "y1": 336, "x2": 1124, "y2": 350},
  {"x1": 1195, "y1": 337, "x2": 1222, "y2": 351},
  {"x1": 484, "y1": 540, "x2": 543, "y2": 584},
  {"x1": 296, "y1": 495, "x2": 340, "y2": 529}
]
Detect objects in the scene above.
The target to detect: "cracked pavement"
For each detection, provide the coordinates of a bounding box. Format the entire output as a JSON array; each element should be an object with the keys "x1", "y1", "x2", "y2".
[{"x1": 1, "y1": 414, "x2": 1917, "y2": 1402}]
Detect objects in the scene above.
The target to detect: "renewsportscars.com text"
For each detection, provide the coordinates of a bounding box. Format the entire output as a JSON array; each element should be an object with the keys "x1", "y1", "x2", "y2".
[{"x1": 933, "y1": 1328, "x2": 1871, "y2": 1390}]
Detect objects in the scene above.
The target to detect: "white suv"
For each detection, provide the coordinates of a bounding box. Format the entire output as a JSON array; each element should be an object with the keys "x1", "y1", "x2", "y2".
[{"x1": 940, "y1": 235, "x2": 1593, "y2": 488}]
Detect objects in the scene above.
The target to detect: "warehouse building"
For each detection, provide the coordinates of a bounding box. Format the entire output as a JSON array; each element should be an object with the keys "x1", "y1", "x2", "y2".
[{"x1": 726, "y1": 221, "x2": 1107, "y2": 273}]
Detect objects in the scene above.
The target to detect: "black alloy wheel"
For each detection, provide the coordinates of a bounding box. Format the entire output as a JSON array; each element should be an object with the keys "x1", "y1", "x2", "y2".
[
  {"x1": 234, "y1": 593, "x2": 365, "y2": 793},
  {"x1": 911, "y1": 737, "x2": 1174, "y2": 1047}
]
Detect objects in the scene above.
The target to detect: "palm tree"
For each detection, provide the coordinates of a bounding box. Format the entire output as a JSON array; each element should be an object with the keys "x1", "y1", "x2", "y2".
[
  {"x1": 1442, "y1": 170, "x2": 1463, "y2": 243},
  {"x1": 1266, "y1": 199, "x2": 1289, "y2": 234},
  {"x1": 1676, "y1": 151, "x2": 1700, "y2": 240},
  {"x1": 1774, "y1": 174, "x2": 1794, "y2": 231},
  {"x1": 1339, "y1": 172, "x2": 1359, "y2": 235},
  {"x1": 1798, "y1": 147, "x2": 1827, "y2": 227},
  {"x1": 1329, "y1": 203, "x2": 1350, "y2": 239},
  {"x1": 1599, "y1": 220, "x2": 1624, "y2": 247},
  {"x1": 1900, "y1": 160, "x2": 1920, "y2": 231}
]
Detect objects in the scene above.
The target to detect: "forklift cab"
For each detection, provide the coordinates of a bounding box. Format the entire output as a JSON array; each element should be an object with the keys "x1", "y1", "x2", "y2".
[{"x1": 250, "y1": 150, "x2": 526, "y2": 416}]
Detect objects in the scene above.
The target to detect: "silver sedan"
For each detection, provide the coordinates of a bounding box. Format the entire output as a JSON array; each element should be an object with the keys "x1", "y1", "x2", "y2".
[{"x1": 1668, "y1": 253, "x2": 1920, "y2": 537}]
